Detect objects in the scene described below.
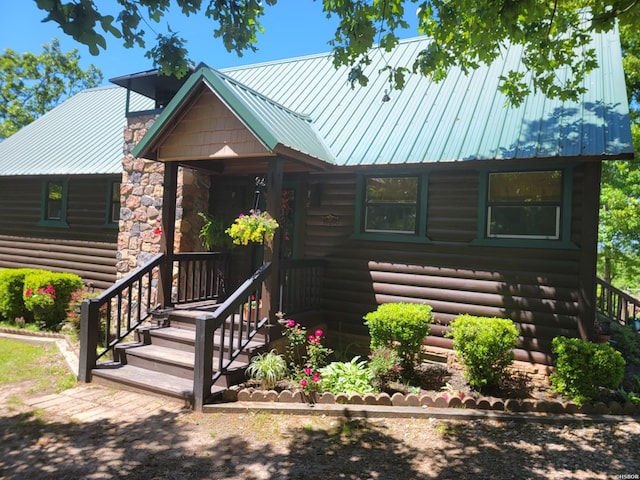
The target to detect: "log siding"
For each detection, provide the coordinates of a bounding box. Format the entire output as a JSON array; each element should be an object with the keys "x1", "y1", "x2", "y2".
[
  {"x1": 0, "y1": 175, "x2": 120, "y2": 288},
  {"x1": 303, "y1": 162, "x2": 598, "y2": 365}
]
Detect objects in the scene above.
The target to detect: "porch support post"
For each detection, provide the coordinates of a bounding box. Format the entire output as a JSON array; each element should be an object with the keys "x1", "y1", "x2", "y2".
[
  {"x1": 577, "y1": 161, "x2": 602, "y2": 340},
  {"x1": 159, "y1": 161, "x2": 178, "y2": 308},
  {"x1": 263, "y1": 156, "x2": 284, "y2": 325}
]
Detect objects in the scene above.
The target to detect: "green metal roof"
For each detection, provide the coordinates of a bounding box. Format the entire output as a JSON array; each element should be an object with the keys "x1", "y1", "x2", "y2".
[
  {"x1": 0, "y1": 86, "x2": 154, "y2": 176},
  {"x1": 217, "y1": 29, "x2": 632, "y2": 166},
  {"x1": 132, "y1": 67, "x2": 335, "y2": 163}
]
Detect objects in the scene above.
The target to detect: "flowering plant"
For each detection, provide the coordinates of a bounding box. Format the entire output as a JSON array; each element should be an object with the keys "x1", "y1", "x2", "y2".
[
  {"x1": 277, "y1": 313, "x2": 332, "y2": 375},
  {"x1": 23, "y1": 284, "x2": 56, "y2": 310},
  {"x1": 225, "y1": 209, "x2": 279, "y2": 245}
]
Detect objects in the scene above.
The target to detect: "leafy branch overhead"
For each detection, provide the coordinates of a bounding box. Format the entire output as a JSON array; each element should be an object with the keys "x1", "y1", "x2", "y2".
[{"x1": 33, "y1": 0, "x2": 639, "y2": 106}]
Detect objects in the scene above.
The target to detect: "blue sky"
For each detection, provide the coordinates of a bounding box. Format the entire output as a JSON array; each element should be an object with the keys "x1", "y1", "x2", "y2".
[{"x1": 1, "y1": 1, "x2": 420, "y2": 85}]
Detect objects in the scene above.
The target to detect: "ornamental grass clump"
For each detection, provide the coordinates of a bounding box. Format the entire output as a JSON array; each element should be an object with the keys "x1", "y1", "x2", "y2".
[
  {"x1": 363, "y1": 302, "x2": 433, "y2": 376},
  {"x1": 447, "y1": 314, "x2": 519, "y2": 391},
  {"x1": 245, "y1": 350, "x2": 288, "y2": 390},
  {"x1": 225, "y1": 209, "x2": 279, "y2": 245}
]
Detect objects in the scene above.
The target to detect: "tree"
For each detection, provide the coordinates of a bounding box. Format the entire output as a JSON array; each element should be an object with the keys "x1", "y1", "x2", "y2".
[
  {"x1": 597, "y1": 24, "x2": 640, "y2": 289},
  {"x1": 34, "y1": 0, "x2": 640, "y2": 105},
  {"x1": 0, "y1": 39, "x2": 102, "y2": 140}
]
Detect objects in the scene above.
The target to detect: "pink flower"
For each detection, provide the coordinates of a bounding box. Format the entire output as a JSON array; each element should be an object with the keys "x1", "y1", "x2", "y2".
[
  {"x1": 44, "y1": 284, "x2": 55, "y2": 294},
  {"x1": 286, "y1": 319, "x2": 296, "y2": 328},
  {"x1": 315, "y1": 329, "x2": 323, "y2": 338},
  {"x1": 304, "y1": 367, "x2": 312, "y2": 375},
  {"x1": 300, "y1": 379, "x2": 308, "y2": 388},
  {"x1": 308, "y1": 335, "x2": 315, "y2": 342},
  {"x1": 25, "y1": 288, "x2": 33, "y2": 297},
  {"x1": 153, "y1": 227, "x2": 163, "y2": 235},
  {"x1": 312, "y1": 373, "x2": 321, "y2": 383}
]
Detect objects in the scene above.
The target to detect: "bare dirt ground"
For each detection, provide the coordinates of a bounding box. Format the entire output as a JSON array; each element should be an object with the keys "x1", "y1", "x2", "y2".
[{"x1": 2, "y1": 376, "x2": 640, "y2": 480}]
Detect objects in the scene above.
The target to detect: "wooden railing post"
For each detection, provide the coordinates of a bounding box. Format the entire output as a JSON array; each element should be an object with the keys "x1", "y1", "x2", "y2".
[
  {"x1": 78, "y1": 299, "x2": 100, "y2": 382},
  {"x1": 193, "y1": 314, "x2": 215, "y2": 411}
]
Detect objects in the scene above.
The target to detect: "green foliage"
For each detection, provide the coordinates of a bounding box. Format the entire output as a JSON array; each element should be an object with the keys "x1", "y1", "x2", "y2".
[
  {"x1": 34, "y1": 1, "x2": 638, "y2": 104},
  {"x1": 447, "y1": 314, "x2": 519, "y2": 391},
  {"x1": 198, "y1": 212, "x2": 233, "y2": 251},
  {"x1": 0, "y1": 268, "x2": 39, "y2": 321},
  {"x1": 22, "y1": 270, "x2": 84, "y2": 330},
  {"x1": 550, "y1": 336, "x2": 626, "y2": 405},
  {"x1": 0, "y1": 38, "x2": 102, "y2": 139},
  {"x1": 611, "y1": 325, "x2": 640, "y2": 365},
  {"x1": 64, "y1": 288, "x2": 103, "y2": 343},
  {"x1": 364, "y1": 302, "x2": 432, "y2": 375},
  {"x1": 319, "y1": 357, "x2": 375, "y2": 395},
  {"x1": 367, "y1": 346, "x2": 403, "y2": 392},
  {"x1": 245, "y1": 350, "x2": 288, "y2": 390},
  {"x1": 279, "y1": 317, "x2": 332, "y2": 373}
]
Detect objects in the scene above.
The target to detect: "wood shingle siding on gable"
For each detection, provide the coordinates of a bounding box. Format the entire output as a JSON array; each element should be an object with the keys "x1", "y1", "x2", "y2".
[
  {"x1": 303, "y1": 162, "x2": 597, "y2": 365},
  {"x1": 157, "y1": 88, "x2": 270, "y2": 161},
  {"x1": 0, "y1": 176, "x2": 119, "y2": 288}
]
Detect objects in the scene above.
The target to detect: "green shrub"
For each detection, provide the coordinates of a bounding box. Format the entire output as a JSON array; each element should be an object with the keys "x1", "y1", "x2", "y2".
[
  {"x1": 368, "y1": 346, "x2": 403, "y2": 391},
  {"x1": 0, "y1": 268, "x2": 39, "y2": 321},
  {"x1": 246, "y1": 350, "x2": 288, "y2": 390},
  {"x1": 363, "y1": 302, "x2": 432, "y2": 375},
  {"x1": 447, "y1": 314, "x2": 519, "y2": 391},
  {"x1": 550, "y1": 336, "x2": 626, "y2": 405},
  {"x1": 319, "y1": 357, "x2": 375, "y2": 395},
  {"x1": 22, "y1": 271, "x2": 84, "y2": 330},
  {"x1": 611, "y1": 325, "x2": 640, "y2": 365}
]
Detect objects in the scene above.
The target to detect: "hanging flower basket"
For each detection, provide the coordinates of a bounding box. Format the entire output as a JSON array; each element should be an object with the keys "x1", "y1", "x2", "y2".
[{"x1": 225, "y1": 209, "x2": 279, "y2": 245}]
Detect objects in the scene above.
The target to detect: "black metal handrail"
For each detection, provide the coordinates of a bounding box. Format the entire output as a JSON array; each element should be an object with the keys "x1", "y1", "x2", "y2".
[
  {"x1": 78, "y1": 251, "x2": 230, "y2": 382},
  {"x1": 78, "y1": 253, "x2": 165, "y2": 381},
  {"x1": 595, "y1": 277, "x2": 640, "y2": 327},
  {"x1": 173, "y1": 252, "x2": 229, "y2": 304},
  {"x1": 279, "y1": 258, "x2": 325, "y2": 314},
  {"x1": 194, "y1": 262, "x2": 272, "y2": 410}
]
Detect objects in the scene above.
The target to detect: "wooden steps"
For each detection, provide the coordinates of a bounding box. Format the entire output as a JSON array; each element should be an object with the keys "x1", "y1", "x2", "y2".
[{"x1": 91, "y1": 306, "x2": 268, "y2": 405}]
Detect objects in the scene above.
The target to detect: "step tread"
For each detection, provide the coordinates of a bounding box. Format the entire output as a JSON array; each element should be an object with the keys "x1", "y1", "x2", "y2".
[
  {"x1": 123, "y1": 344, "x2": 250, "y2": 371},
  {"x1": 148, "y1": 326, "x2": 266, "y2": 351},
  {"x1": 93, "y1": 364, "x2": 195, "y2": 398}
]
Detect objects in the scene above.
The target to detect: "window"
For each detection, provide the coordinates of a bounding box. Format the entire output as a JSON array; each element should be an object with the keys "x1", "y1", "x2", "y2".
[
  {"x1": 486, "y1": 170, "x2": 562, "y2": 239},
  {"x1": 364, "y1": 176, "x2": 418, "y2": 234},
  {"x1": 108, "y1": 181, "x2": 121, "y2": 224},
  {"x1": 40, "y1": 179, "x2": 68, "y2": 226}
]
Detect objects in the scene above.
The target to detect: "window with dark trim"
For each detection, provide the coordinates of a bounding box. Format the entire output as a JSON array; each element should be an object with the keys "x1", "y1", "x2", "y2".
[
  {"x1": 40, "y1": 179, "x2": 69, "y2": 227},
  {"x1": 108, "y1": 181, "x2": 121, "y2": 224},
  {"x1": 354, "y1": 173, "x2": 429, "y2": 243},
  {"x1": 365, "y1": 176, "x2": 418, "y2": 234},
  {"x1": 486, "y1": 170, "x2": 562, "y2": 239}
]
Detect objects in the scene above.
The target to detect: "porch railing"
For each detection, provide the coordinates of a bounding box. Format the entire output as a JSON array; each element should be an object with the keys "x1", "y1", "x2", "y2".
[
  {"x1": 194, "y1": 262, "x2": 272, "y2": 410},
  {"x1": 279, "y1": 258, "x2": 325, "y2": 314},
  {"x1": 595, "y1": 277, "x2": 640, "y2": 328},
  {"x1": 78, "y1": 252, "x2": 229, "y2": 382}
]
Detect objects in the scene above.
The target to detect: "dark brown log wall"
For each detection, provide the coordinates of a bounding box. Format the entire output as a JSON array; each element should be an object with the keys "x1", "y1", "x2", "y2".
[
  {"x1": 303, "y1": 163, "x2": 599, "y2": 365},
  {"x1": 0, "y1": 175, "x2": 120, "y2": 289}
]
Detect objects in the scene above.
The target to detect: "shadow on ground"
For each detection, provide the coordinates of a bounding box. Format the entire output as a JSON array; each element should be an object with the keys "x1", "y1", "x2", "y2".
[{"x1": 1, "y1": 406, "x2": 638, "y2": 479}]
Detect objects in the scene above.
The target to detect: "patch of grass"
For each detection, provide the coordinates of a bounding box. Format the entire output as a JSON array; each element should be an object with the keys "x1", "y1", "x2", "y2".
[
  {"x1": 0, "y1": 338, "x2": 76, "y2": 394},
  {"x1": 0, "y1": 320, "x2": 40, "y2": 332}
]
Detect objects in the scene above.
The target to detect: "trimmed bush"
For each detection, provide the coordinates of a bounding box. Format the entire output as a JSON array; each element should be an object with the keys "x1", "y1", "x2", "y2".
[
  {"x1": 448, "y1": 314, "x2": 519, "y2": 391},
  {"x1": 363, "y1": 302, "x2": 433, "y2": 375},
  {"x1": 550, "y1": 336, "x2": 626, "y2": 405},
  {"x1": 22, "y1": 270, "x2": 84, "y2": 330},
  {"x1": 0, "y1": 268, "x2": 40, "y2": 321}
]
